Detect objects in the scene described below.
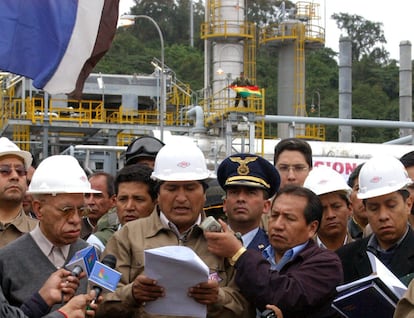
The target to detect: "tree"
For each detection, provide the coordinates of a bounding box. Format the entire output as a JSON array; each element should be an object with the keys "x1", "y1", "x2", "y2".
[
  {"x1": 95, "y1": 2, "x2": 406, "y2": 144},
  {"x1": 331, "y1": 13, "x2": 388, "y2": 63}
]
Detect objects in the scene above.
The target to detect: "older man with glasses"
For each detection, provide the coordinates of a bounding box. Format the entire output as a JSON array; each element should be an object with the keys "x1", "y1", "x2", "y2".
[
  {"x1": 0, "y1": 155, "x2": 100, "y2": 311},
  {"x1": 0, "y1": 137, "x2": 38, "y2": 247}
]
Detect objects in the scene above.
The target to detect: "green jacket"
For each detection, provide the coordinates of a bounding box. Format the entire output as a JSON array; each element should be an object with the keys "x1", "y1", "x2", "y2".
[{"x1": 93, "y1": 207, "x2": 119, "y2": 247}]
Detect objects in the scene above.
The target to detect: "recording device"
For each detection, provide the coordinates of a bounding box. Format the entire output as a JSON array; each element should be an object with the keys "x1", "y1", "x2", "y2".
[
  {"x1": 200, "y1": 216, "x2": 222, "y2": 232},
  {"x1": 261, "y1": 309, "x2": 277, "y2": 318},
  {"x1": 88, "y1": 254, "x2": 121, "y2": 304},
  {"x1": 65, "y1": 245, "x2": 98, "y2": 277}
]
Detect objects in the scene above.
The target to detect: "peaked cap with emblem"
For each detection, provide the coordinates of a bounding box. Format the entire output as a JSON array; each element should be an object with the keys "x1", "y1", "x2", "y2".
[{"x1": 217, "y1": 153, "x2": 280, "y2": 197}]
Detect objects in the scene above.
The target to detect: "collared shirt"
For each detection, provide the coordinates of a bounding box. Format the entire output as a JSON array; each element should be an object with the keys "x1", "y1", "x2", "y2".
[
  {"x1": 315, "y1": 234, "x2": 349, "y2": 249},
  {"x1": 159, "y1": 211, "x2": 202, "y2": 242},
  {"x1": 241, "y1": 228, "x2": 259, "y2": 248},
  {"x1": 0, "y1": 209, "x2": 38, "y2": 248},
  {"x1": 263, "y1": 241, "x2": 308, "y2": 271},
  {"x1": 367, "y1": 225, "x2": 409, "y2": 267},
  {"x1": 30, "y1": 225, "x2": 70, "y2": 268}
]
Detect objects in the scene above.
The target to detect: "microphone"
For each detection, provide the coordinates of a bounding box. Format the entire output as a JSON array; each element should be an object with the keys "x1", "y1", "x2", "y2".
[
  {"x1": 70, "y1": 265, "x2": 83, "y2": 277},
  {"x1": 65, "y1": 245, "x2": 98, "y2": 278},
  {"x1": 88, "y1": 254, "x2": 121, "y2": 304}
]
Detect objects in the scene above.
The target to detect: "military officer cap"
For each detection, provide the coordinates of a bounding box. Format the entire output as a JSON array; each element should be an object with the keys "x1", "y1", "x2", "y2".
[{"x1": 217, "y1": 153, "x2": 280, "y2": 197}]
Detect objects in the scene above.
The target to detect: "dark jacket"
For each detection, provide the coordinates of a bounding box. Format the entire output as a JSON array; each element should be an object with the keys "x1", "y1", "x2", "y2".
[
  {"x1": 336, "y1": 228, "x2": 414, "y2": 284},
  {"x1": 247, "y1": 228, "x2": 269, "y2": 252},
  {"x1": 235, "y1": 239, "x2": 343, "y2": 318}
]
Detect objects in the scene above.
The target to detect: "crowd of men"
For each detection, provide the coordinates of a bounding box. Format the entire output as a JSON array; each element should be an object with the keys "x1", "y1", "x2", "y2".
[{"x1": 1, "y1": 135, "x2": 414, "y2": 318}]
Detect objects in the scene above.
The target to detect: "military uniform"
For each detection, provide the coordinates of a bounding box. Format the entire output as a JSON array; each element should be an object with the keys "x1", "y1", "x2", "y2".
[
  {"x1": 93, "y1": 207, "x2": 119, "y2": 246},
  {"x1": 217, "y1": 153, "x2": 280, "y2": 252},
  {"x1": 231, "y1": 74, "x2": 252, "y2": 107}
]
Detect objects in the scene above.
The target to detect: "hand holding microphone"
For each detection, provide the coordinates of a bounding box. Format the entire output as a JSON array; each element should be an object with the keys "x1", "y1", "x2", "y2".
[
  {"x1": 88, "y1": 254, "x2": 121, "y2": 305},
  {"x1": 38, "y1": 268, "x2": 81, "y2": 306}
]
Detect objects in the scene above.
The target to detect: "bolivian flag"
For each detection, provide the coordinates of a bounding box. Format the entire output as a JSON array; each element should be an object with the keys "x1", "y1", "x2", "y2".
[
  {"x1": 230, "y1": 85, "x2": 262, "y2": 98},
  {"x1": 0, "y1": 0, "x2": 119, "y2": 99}
]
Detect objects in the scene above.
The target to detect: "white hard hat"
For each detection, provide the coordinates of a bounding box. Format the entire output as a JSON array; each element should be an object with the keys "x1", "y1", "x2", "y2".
[
  {"x1": 151, "y1": 142, "x2": 212, "y2": 181},
  {"x1": 304, "y1": 166, "x2": 351, "y2": 196},
  {"x1": 28, "y1": 155, "x2": 101, "y2": 195},
  {"x1": 357, "y1": 155, "x2": 412, "y2": 199},
  {"x1": 0, "y1": 137, "x2": 32, "y2": 169}
]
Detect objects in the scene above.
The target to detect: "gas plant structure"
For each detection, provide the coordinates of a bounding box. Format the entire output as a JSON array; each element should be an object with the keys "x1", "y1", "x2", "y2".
[
  {"x1": 0, "y1": 0, "x2": 326, "y2": 174},
  {"x1": 200, "y1": 0, "x2": 325, "y2": 151}
]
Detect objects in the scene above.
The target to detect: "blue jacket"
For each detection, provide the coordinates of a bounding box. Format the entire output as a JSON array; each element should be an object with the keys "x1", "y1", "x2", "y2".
[{"x1": 247, "y1": 227, "x2": 269, "y2": 252}]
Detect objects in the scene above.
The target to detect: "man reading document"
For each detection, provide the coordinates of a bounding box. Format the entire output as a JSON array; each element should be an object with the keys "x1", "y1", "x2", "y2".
[{"x1": 96, "y1": 142, "x2": 252, "y2": 318}]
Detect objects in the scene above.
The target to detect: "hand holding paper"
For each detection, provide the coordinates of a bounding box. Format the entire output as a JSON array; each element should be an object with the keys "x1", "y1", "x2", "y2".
[
  {"x1": 143, "y1": 246, "x2": 210, "y2": 318},
  {"x1": 131, "y1": 274, "x2": 165, "y2": 304}
]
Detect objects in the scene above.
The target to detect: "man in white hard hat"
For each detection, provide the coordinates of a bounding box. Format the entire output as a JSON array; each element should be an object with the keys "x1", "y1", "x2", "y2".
[
  {"x1": 0, "y1": 137, "x2": 38, "y2": 247},
  {"x1": 336, "y1": 155, "x2": 414, "y2": 285},
  {"x1": 0, "y1": 155, "x2": 100, "y2": 311},
  {"x1": 96, "y1": 141, "x2": 252, "y2": 318},
  {"x1": 304, "y1": 166, "x2": 354, "y2": 251}
]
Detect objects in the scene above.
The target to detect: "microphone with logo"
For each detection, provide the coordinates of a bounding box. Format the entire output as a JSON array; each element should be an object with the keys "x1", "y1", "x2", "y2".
[
  {"x1": 88, "y1": 254, "x2": 122, "y2": 305},
  {"x1": 65, "y1": 245, "x2": 99, "y2": 278}
]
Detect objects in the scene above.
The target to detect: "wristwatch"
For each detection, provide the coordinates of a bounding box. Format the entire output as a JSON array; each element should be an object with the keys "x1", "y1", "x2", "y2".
[{"x1": 228, "y1": 246, "x2": 247, "y2": 266}]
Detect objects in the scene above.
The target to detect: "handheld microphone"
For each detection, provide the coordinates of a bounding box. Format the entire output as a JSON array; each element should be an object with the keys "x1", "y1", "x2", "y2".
[
  {"x1": 70, "y1": 265, "x2": 83, "y2": 277},
  {"x1": 65, "y1": 245, "x2": 98, "y2": 278},
  {"x1": 88, "y1": 254, "x2": 120, "y2": 304}
]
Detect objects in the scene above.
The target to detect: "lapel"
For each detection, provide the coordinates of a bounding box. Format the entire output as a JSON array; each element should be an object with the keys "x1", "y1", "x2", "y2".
[
  {"x1": 390, "y1": 228, "x2": 414, "y2": 274},
  {"x1": 247, "y1": 228, "x2": 269, "y2": 252},
  {"x1": 354, "y1": 239, "x2": 373, "y2": 278}
]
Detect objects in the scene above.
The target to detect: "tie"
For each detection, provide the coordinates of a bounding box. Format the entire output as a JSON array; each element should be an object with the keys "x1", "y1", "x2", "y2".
[{"x1": 49, "y1": 246, "x2": 66, "y2": 268}]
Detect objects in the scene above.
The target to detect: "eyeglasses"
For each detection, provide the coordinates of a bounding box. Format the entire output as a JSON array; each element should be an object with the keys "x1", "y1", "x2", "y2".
[
  {"x1": 277, "y1": 164, "x2": 309, "y2": 174},
  {"x1": 0, "y1": 165, "x2": 27, "y2": 177},
  {"x1": 47, "y1": 204, "x2": 90, "y2": 217}
]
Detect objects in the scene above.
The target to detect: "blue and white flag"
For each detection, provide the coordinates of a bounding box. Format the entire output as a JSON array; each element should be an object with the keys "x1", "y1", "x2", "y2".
[{"x1": 0, "y1": 0, "x2": 119, "y2": 98}]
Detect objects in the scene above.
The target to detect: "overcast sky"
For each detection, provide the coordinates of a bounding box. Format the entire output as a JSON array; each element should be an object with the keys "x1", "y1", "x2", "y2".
[{"x1": 119, "y1": 0, "x2": 412, "y2": 60}]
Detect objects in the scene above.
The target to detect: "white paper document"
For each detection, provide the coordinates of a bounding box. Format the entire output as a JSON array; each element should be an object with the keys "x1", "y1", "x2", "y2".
[{"x1": 144, "y1": 245, "x2": 209, "y2": 317}]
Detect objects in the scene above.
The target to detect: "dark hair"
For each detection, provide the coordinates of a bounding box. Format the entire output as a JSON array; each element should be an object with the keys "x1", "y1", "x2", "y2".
[
  {"x1": 272, "y1": 185, "x2": 322, "y2": 227},
  {"x1": 363, "y1": 189, "x2": 410, "y2": 205},
  {"x1": 347, "y1": 163, "x2": 365, "y2": 188},
  {"x1": 274, "y1": 138, "x2": 312, "y2": 167},
  {"x1": 400, "y1": 151, "x2": 414, "y2": 168},
  {"x1": 30, "y1": 153, "x2": 37, "y2": 169},
  {"x1": 88, "y1": 172, "x2": 115, "y2": 197},
  {"x1": 336, "y1": 191, "x2": 351, "y2": 206},
  {"x1": 115, "y1": 164, "x2": 157, "y2": 201}
]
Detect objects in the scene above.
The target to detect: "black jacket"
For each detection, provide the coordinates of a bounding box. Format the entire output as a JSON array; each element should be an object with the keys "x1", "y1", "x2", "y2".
[{"x1": 336, "y1": 227, "x2": 414, "y2": 284}]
